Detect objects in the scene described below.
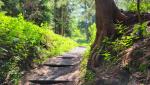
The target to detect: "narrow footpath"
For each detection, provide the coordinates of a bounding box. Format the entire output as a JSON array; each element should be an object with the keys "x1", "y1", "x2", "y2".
[{"x1": 20, "y1": 47, "x2": 86, "y2": 85}]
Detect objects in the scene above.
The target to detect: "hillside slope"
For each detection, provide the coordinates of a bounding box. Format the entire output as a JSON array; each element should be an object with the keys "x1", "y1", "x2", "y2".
[
  {"x1": 0, "y1": 13, "x2": 77, "y2": 85},
  {"x1": 84, "y1": 12, "x2": 150, "y2": 85}
]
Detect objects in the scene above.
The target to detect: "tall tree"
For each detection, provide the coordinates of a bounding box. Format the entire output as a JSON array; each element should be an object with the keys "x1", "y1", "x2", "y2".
[
  {"x1": 88, "y1": 0, "x2": 127, "y2": 70},
  {"x1": 54, "y1": 0, "x2": 71, "y2": 36}
]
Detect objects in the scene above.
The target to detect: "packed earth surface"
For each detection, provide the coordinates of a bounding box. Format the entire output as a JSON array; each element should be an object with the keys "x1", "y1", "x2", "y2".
[{"x1": 20, "y1": 47, "x2": 86, "y2": 85}]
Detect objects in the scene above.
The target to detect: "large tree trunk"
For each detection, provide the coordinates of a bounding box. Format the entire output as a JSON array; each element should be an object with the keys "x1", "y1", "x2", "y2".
[{"x1": 88, "y1": 0, "x2": 127, "y2": 71}]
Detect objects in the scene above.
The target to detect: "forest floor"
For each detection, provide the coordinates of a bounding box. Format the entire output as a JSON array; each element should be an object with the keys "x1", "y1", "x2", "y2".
[{"x1": 19, "y1": 47, "x2": 86, "y2": 85}]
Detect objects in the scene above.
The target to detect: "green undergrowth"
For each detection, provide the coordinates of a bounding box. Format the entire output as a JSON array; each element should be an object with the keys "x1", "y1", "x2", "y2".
[
  {"x1": 117, "y1": 1, "x2": 150, "y2": 12},
  {"x1": 80, "y1": 47, "x2": 96, "y2": 85},
  {"x1": 80, "y1": 23, "x2": 96, "y2": 84},
  {"x1": 71, "y1": 28, "x2": 88, "y2": 46},
  {"x1": 0, "y1": 13, "x2": 78, "y2": 84},
  {"x1": 71, "y1": 23, "x2": 96, "y2": 47},
  {"x1": 99, "y1": 22, "x2": 150, "y2": 63}
]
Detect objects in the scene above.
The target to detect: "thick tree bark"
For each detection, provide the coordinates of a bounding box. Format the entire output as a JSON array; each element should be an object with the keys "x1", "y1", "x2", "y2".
[{"x1": 88, "y1": 0, "x2": 127, "y2": 71}]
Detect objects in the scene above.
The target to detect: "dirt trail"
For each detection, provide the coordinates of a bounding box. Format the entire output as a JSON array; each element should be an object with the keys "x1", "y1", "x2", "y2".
[{"x1": 20, "y1": 47, "x2": 86, "y2": 85}]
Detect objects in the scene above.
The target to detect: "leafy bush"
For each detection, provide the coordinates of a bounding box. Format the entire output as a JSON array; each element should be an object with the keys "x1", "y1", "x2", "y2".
[
  {"x1": 88, "y1": 23, "x2": 96, "y2": 44},
  {"x1": 117, "y1": 0, "x2": 150, "y2": 12},
  {"x1": 127, "y1": 1, "x2": 150, "y2": 12},
  {"x1": 80, "y1": 47, "x2": 95, "y2": 84},
  {"x1": 131, "y1": 22, "x2": 150, "y2": 38},
  {"x1": 0, "y1": 13, "x2": 77, "y2": 84},
  {"x1": 100, "y1": 22, "x2": 150, "y2": 63}
]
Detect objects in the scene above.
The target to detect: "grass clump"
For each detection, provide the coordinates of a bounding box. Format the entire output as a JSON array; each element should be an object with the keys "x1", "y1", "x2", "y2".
[{"x1": 80, "y1": 47, "x2": 96, "y2": 85}]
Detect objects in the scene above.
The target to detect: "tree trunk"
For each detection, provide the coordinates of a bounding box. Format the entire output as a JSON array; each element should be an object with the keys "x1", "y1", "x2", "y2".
[
  {"x1": 54, "y1": 0, "x2": 62, "y2": 35},
  {"x1": 88, "y1": 0, "x2": 127, "y2": 71},
  {"x1": 54, "y1": 1, "x2": 70, "y2": 36}
]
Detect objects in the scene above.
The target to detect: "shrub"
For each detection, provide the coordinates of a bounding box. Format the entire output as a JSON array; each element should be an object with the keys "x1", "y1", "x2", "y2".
[
  {"x1": 0, "y1": 13, "x2": 77, "y2": 84},
  {"x1": 88, "y1": 23, "x2": 96, "y2": 44},
  {"x1": 117, "y1": 1, "x2": 150, "y2": 12}
]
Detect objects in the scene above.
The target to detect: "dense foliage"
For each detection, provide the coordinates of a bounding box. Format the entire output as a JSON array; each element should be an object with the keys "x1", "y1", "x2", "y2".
[
  {"x1": 0, "y1": 13, "x2": 77, "y2": 84},
  {"x1": 116, "y1": 0, "x2": 150, "y2": 12}
]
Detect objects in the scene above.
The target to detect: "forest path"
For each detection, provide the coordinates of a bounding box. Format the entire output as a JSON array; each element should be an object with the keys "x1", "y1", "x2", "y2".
[{"x1": 20, "y1": 47, "x2": 86, "y2": 85}]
